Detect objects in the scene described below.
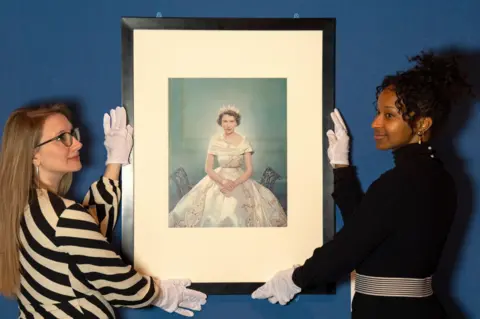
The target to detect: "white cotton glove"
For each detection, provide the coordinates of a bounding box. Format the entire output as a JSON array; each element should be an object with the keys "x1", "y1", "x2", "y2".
[
  {"x1": 326, "y1": 108, "x2": 350, "y2": 167},
  {"x1": 251, "y1": 266, "x2": 301, "y2": 306},
  {"x1": 152, "y1": 278, "x2": 207, "y2": 317},
  {"x1": 103, "y1": 106, "x2": 134, "y2": 165}
]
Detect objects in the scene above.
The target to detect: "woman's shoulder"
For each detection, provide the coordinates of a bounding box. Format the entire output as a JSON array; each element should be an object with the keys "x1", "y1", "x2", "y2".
[
  {"x1": 22, "y1": 189, "x2": 83, "y2": 236},
  {"x1": 368, "y1": 162, "x2": 445, "y2": 197},
  {"x1": 366, "y1": 167, "x2": 411, "y2": 195},
  {"x1": 209, "y1": 133, "x2": 223, "y2": 142},
  {"x1": 33, "y1": 188, "x2": 80, "y2": 216},
  {"x1": 239, "y1": 133, "x2": 249, "y2": 141},
  {"x1": 239, "y1": 135, "x2": 254, "y2": 153}
]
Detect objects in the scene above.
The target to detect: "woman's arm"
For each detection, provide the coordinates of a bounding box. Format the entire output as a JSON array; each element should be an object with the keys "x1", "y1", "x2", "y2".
[
  {"x1": 332, "y1": 166, "x2": 365, "y2": 224},
  {"x1": 103, "y1": 163, "x2": 121, "y2": 180},
  {"x1": 82, "y1": 164, "x2": 123, "y2": 242},
  {"x1": 85, "y1": 105, "x2": 132, "y2": 239},
  {"x1": 326, "y1": 108, "x2": 364, "y2": 223},
  {"x1": 57, "y1": 203, "x2": 208, "y2": 315},
  {"x1": 291, "y1": 173, "x2": 400, "y2": 289},
  {"x1": 251, "y1": 173, "x2": 403, "y2": 304},
  {"x1": 233, "y1": 152, "x2": 253, "y2": 186},
  {"x1": 204, "y1": 153, "x2": 226, "y2": 185},
  {"x1": 55, "y1": 203, "x2": 159, "y2": 308}
]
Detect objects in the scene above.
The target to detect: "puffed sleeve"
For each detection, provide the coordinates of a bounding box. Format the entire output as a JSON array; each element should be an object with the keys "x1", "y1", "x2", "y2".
[
  {"x1": 207, "y1": 135, "x2": 220, "y2": 155},
  {"x1": 242, "y1": 137, "x2": 254, "y2": 154},
  {"x1": 82, "y1": 177, "x2": 121, "y2": 242},
  {"x1": 332, "y1": 166, "x2": 364, "y2": 223},
  {"x1": 54, "y1": 203, "x2": 159, "y2": 308},
  {"x1": 291, "y1": 172, "x2": 402, "y2": 289}
]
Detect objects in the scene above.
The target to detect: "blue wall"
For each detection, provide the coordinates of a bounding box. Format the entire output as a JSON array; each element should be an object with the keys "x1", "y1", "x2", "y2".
[{"x1": 1, "y1": 0, "x2": 479, "y2": 318}]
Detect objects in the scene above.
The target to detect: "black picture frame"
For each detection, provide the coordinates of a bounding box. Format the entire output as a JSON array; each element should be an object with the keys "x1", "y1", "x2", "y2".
[{"x1": 120, "y1": 16, "x2": 336, "y2": 295}]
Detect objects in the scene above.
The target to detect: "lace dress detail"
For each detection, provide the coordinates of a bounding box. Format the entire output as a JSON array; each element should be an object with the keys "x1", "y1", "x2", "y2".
[{"x1": 169, "y1": 134, "x2": 287, "y2": 227}]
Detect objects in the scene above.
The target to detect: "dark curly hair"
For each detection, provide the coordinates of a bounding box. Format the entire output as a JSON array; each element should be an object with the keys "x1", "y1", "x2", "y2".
[
  {"x1": 375, "y1": 51, "x2": 472, "y2": 134},
  {"x1": 217, "y1": 110, "x2": 241, "y2": 126}
]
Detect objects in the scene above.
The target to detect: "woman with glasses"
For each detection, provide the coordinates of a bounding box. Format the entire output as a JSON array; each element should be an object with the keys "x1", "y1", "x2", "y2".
[{"x1": 0, "y1": 103, "x2": 207, "y2": 318}]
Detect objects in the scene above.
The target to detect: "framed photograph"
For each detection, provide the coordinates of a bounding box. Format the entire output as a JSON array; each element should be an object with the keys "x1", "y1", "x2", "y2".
[{"x1": 120, "y1": 17, "x2": 336, "y2": 294}]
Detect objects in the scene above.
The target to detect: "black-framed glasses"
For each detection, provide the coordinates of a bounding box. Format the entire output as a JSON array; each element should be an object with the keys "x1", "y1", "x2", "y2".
[{"x1": 35, "y1": 128, "x2": 81, "y2": 148}]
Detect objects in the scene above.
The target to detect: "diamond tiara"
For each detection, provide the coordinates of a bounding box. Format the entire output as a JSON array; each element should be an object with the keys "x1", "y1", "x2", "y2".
[{"x1": 218, "y1": 104, "x2": 240, "y2": 116}]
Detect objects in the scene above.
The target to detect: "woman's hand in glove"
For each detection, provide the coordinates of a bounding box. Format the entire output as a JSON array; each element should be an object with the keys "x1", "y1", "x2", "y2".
[
  {"x1": 251, "y1": 266, "x2": 301, "y2": 306},
  {"x1": 103, "y1": 106, "x2": 134, "y2": 166},
  {"x1": 152, "y1": 278, "x2": 207, "y2": 317},
  {"x1": 326, "y1": 108, "x2": 350, "y2": 168}
]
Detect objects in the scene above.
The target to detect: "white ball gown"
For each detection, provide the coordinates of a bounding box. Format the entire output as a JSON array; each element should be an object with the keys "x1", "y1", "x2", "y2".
[{"x1": 168, "y1": 133, "x2": 287, "y2": 227}]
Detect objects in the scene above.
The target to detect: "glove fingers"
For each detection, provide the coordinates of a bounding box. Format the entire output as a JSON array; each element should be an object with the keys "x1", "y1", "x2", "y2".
[
  {"x1": 326, "y1": 130, "x2": 337, "y2": 145},
  {"x1": 330, "y1": 111, "x2": 343, "y2": 133},
  {"x1": 110, "y1": 109, "x2": 117, "y2": 129},
  {"x1": 103, "y1": 113, "x2": 111, "y2": 135},
  {"x1": 126, "y1": 124, "x2": 134, "y2": 137},
  {"x1": 116, "y1": 106, "x2": 127, "y2": 129},
  {"x1": 169, "y1": 278, "x2": 191, "y2": 287},
  {"x1": 333, "y1": 108, "x2": 348, "y2": 131},
  {"x1": 278, "y1": 292, "x2": 291, "y2": 305},
  {"x1": 175, "y1": 308, "x2": 194, "y2": 317},
  {"x1": 179, "y1": 301, "x2": 202, "y2": 311},
  {"x1": 184, "y1": 288, "x2": 207, "y2": 302},
  {"x1": 251, "y1": 284, "x2": 271, "y2": 299}
]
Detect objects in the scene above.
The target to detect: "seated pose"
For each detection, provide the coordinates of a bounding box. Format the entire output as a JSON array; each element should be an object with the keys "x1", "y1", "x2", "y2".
[
  {"x1": 0, "y1": 104, "x2": 207, "y2": 318},
  {"x1": 251, "y1": 52, "x2": 471, "y2": 318},
  {"x1": 169, "y1": 105, "x2": 287, "y2": 228}
]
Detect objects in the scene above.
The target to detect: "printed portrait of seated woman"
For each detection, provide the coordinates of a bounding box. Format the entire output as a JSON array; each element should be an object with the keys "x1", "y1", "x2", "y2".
[{"x1": 168, "y1": 105, "x2": 287, "y2": 228}]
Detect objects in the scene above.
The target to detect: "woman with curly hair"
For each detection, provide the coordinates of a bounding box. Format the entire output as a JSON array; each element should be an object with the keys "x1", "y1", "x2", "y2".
[{"x1": 251, "y1": 51, "x2": 472, "y2": 318}]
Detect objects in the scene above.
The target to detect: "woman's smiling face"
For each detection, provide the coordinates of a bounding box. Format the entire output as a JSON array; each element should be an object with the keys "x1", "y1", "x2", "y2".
[{"x1": 371, "y1": 87, "x2": 418, "y2": 150}]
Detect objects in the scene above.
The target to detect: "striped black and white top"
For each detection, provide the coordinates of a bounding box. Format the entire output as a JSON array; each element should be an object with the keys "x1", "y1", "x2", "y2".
[{"x1": 17, "y1": 177, "x2": 158, "y2": 318}]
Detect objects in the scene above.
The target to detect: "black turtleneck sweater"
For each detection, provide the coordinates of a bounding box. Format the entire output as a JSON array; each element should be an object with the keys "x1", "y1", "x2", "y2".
[{"x1": 291, "y1": 143, "x2": 457, "y2": 317}]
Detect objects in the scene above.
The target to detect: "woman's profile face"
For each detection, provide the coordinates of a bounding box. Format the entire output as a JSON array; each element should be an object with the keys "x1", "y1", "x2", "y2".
[
  {"x1": 371, "y1": 88, "x2": 417, "y2": 150},
  {"x1": 34, "y1": 113, "x2": 83, "y2": 175},
  {"x1": 221, "y1": 114, "x2": 237, "y2": 134}
]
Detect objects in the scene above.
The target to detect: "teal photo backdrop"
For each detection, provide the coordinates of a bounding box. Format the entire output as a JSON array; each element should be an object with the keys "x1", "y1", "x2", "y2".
[
  {"x1": 1, "y1": 0, "x2": 479, "y2": 318},
  {"x1": 168, "y1": 78, "x2": 287, "y2": 210}
]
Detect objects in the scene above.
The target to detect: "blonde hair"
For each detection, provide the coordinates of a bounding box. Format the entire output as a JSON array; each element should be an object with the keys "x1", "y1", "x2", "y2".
[{"x1": 0, "y1": 103, "x2": 73, "y2": 297}]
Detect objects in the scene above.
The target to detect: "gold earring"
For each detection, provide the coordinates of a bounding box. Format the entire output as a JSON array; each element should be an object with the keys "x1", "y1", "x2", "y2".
[{"x1": 417, "y1": 131, "x2": 423, "y2": 145}]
